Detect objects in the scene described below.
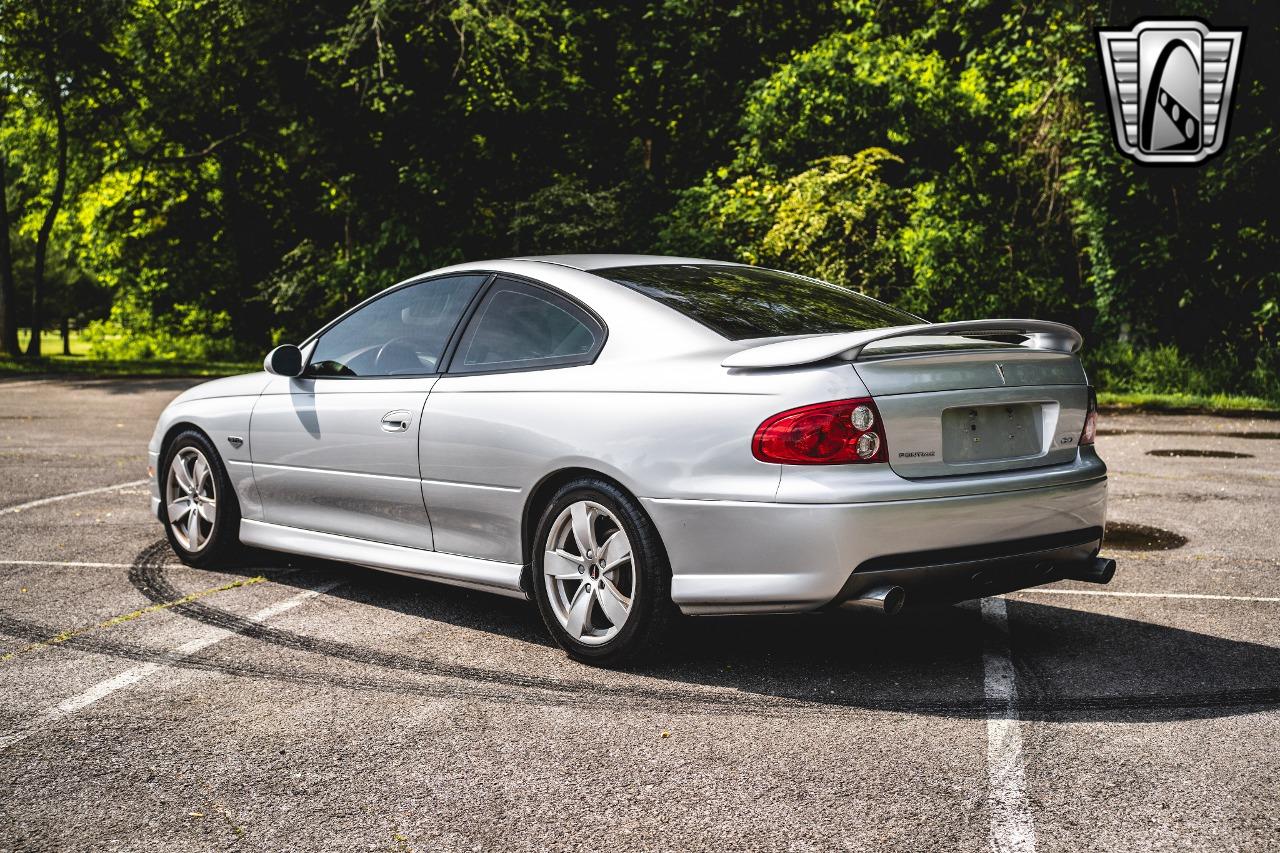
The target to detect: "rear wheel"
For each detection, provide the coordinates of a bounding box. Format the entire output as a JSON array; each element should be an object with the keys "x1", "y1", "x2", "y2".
[
  {"x1": 532, "y1": 478, "x2": 675, "y2": 667},
  {"x1": 160, "y1": 430, "x2": 240, "y2": 567}
]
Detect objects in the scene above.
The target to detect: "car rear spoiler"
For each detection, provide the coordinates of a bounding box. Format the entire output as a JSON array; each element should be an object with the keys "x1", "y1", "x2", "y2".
[{"x1": 721, "y1": 319, "x2": 1083, "y2": 369}]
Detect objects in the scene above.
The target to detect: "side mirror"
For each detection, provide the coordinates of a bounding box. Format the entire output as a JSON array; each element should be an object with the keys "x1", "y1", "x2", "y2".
[{"x1": 264, "y1": 344, "x2": 304, "y2": 377}]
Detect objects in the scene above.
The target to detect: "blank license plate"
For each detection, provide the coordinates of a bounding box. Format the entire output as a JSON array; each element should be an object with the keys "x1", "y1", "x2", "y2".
[{"x1": 942, "y1": 403, "x2": 1041, "y2": 463}]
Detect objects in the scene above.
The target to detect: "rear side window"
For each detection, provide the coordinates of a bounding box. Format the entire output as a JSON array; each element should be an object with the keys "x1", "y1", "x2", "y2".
[
  {"x1": 450, "y1": 278, "x2": 602, "y2": 373},
  {"x1": 597, "y1": 264, "x2": 920, "y2": 340}
]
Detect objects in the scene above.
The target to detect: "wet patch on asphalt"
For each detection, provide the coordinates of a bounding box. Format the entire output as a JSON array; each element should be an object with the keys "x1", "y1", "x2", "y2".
[{"x1": 1104, "y1": 522, "x2": 1188, "y2": 551}]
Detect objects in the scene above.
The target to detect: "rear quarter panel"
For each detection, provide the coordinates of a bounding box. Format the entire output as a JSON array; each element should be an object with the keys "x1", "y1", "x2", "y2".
[{"x1": 419, "y1": 356, "x2": 866, "y2": 563}]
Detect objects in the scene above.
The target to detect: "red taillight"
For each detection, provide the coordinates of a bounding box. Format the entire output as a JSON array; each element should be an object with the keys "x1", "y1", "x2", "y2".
[
  {"x1": 753, "y1": 398, "x2": 889, "y2": 464},
  {"x1": 1080, "y1": 386, "x2": 1098, "y2": 446}
]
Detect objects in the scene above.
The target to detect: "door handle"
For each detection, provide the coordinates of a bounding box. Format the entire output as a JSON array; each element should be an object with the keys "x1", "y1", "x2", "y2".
[{"x1": 380, "y1": 410, "x2": 412, "y2": 433}]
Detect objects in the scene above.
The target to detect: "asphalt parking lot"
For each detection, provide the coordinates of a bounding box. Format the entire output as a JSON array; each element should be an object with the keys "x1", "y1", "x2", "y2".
[{"x1": 0, "y1": 376, "x2": 1277, "y2": 852}]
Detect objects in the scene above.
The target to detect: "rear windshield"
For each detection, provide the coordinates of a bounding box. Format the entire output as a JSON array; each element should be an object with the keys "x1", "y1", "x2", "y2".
[{"x1": 596, "y1": 264, "x2": 921, "y2": 340}]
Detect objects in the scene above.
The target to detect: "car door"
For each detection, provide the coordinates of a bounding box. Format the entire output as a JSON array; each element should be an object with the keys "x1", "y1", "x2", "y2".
[
  {"x1": 419, "y1": 276, "x2": 606, "y2": 561},
  {"x1": 251, "y1": 273, "x2": 489, "y2": 549}
]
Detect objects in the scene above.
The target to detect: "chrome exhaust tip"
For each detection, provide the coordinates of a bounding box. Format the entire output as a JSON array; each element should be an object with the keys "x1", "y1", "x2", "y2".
[{"x1": 841, "y1": 585, "x2": 906, "y2": 615}]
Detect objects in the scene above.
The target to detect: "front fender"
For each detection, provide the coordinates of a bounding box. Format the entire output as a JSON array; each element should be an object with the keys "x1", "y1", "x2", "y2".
[{"x1": 149, "y1": 373, "x2": 272, "y2": 521}]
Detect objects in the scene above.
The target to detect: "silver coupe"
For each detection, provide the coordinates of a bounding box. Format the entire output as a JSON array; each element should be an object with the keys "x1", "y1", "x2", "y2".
[{"x1": 148, "y1": 255, "x2": 1114, "y2": 665}]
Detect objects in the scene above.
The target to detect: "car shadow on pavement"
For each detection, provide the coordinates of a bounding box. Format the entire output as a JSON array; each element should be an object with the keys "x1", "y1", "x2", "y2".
[{"x1": 148, "y1": 544, "x2": 1280, "y2": 724}]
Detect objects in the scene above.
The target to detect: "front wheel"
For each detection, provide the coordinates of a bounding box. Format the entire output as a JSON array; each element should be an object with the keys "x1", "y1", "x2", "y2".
[
  {"x1": 160, "y1": 430, "x2": 241, "y2": 567},
  {"x1": 532, "y1": 479, "x2": 676, "y2": 667}
]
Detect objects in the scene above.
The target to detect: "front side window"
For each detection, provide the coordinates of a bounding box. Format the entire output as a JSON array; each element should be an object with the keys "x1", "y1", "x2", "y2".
[
  {"x1": 596, "y1": 264, "x2": 921, "y2": 341},
  {"x1": 451, "y1": 279, "x2": 602, "y2": 373},
  {"x1": 307, "y1": 274, "x2": 488, "y2": 377}
]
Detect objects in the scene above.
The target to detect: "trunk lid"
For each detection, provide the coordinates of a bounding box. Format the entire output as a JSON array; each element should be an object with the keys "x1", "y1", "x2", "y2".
[{"x1": 854, "y1": 340, "x2": 1089, "y2": 478}]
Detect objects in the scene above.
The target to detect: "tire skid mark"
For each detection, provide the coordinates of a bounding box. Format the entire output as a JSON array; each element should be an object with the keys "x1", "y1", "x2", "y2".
[
  {"x1": 2, "y1": 601, "x2": 1279, "y2": 719},
  {"x1": 0, "y1": 610, "x2": 698, "y2": 713},
  {"x1": 126, "y1": 541, "x2": 794, "y2": 712},
  {"x1": 119, "y1": 541, "x2": 1280, "y2": 720},
  {"x1": 0, "y1": 576, "x2": 266, "y2": 662},
  {"x1": 0, "y1": 583, "x2": 346, "y2": 751}
]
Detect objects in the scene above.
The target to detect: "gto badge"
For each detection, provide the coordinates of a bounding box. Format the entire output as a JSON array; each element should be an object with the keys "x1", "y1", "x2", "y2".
[{"x1": 1096, "y1": 19, "x2": 1245, "y2": 165}]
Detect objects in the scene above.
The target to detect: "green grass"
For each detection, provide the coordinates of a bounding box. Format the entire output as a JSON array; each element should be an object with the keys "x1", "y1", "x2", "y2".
[
  {"x1": 1098, "y1": 391, "x2": 1280, "y2": 416},
  {"x1": 0, "y1": 354, "x2": 258, "y2": 378},
  {"x1": 15, "y1": 328, "x2": 93, "y2": 357},
  {"x1": 2, "y1": 328, "x2": 257, "y2": 378}
]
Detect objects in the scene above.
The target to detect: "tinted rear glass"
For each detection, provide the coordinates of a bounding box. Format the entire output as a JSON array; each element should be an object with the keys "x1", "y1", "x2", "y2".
[{"x1": 596, "y1": 264, "x2": 921, "y2": 340}]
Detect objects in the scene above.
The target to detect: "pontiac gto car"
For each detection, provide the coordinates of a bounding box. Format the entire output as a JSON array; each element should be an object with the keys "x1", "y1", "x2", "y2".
[{"x1": 149, "y1": 255, "x2": 1114, "y2": 665}]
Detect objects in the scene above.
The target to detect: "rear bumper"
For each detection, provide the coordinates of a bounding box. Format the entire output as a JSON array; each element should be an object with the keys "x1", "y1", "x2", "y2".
[
  {"x1": 830, "y1": 527, "x2": 1107, "y2": 607},
  {"x1": 643, "y1": 473, "x2": 1108, "y2": 615}
]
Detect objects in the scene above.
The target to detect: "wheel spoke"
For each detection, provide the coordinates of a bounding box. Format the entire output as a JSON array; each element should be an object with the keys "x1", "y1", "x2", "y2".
[
  {"x1": 564, "y1": 584, "x2": 594, "y2": 639},
  {"x1": 570, "y1": 502, "x2": 597, "y2": 556},
  {"x1": 596, "y1": 578, "x2": 630, "y2": 626},
  {"x1": 167, "y1": 498, "x2": 192, "y2": 523},
  {"x1": 191, "y1": 455, "x2": 210, "y2": 493},
  {"x1": 197, "y1": 500, "x2": 217, "y2": 524},
  {"x1": 171, "y1": 455, "x2": 194, "y2": 493},
  {"x1": 543, "y1": 549, "x2": 582, "y2": 579},
  {"x1": 599, "y1": 530, "x2": 631, "y2": 572},
  {"x1": 185, "y1": 507, "x2": 202, "y2": 549}
]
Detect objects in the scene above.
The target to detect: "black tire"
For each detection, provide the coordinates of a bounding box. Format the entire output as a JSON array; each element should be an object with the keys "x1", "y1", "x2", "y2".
[
  {"x1": 159, "y1": 429, "x2": 242, "y2": 567},
  {"x1": 531, "y1": 478, "x2": 677, "y2": 667}
]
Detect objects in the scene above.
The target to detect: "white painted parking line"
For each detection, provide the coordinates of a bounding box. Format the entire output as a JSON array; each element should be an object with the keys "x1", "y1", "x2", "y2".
[
  {"x1": 0, "y1": 579, "x2": 344, "y2": 752},
  {"x1": 0, "y1": 560, "x2": 145, "y2": 569},
  {"x1": 0, "y1": 479, "x2": 149, "y2": 515},
  {"x1": 982, "y1": 596, "x2": 1036, "y2": 853},
  {"x1": 1011, "y1": 588, "x2": 1280, "y2": 604}
]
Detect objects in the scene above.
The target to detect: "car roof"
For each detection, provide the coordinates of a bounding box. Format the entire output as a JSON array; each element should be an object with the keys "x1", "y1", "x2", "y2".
[
  {"x1": 511, "y1": 254, "x2": 742, "y2": 272},
  {"x1": 395, "y1": 255, "x2": 739, "y2": 354}
]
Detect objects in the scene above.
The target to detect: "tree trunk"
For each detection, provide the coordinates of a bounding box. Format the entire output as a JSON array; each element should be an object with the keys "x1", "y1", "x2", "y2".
[
  {"x1": 0, "y1": 149, "x2": 19, "y2": 357},
  {"x1": 27, "y1": 52, "x2": 69, "y2": 358},
  {"x1": 215, "y1": 144, "x2": 268, "y2": 352},
  {"x1": 61, "y1": 315, "x2": 70, "y2": 355},
  {"x1": 0, "y1": 91, "x2": 20, "y2": 358}
]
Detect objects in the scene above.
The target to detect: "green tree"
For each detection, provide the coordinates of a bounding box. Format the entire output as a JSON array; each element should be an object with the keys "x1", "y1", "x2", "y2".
[
  {"x1": 0, "y1": 87, "x2": 18, "y2": 356},
  {"x1": 0, "y1": 0, "x2": 1274, "y2": 402},
  {"x1": 660, "y1": 0, "x2": 1279, "y2": 396}
]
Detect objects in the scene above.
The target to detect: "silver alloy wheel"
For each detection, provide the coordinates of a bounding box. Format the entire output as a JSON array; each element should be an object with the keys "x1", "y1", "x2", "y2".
[
  {"x1": 543, "y1": 500, "x2": 635, "y2": 646},
  {"x1": 165, "y1": 446, "x2": 217, "y2": 552}
]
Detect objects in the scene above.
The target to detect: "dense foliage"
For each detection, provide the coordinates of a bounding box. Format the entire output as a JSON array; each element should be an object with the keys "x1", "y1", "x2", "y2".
[{"x1": 0, "y1": 0, "x2": 1276, "y2": 398}]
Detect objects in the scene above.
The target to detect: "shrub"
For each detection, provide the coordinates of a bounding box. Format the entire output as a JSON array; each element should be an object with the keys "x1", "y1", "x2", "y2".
[
  {"x1": 1086, "y1": 340, "x2": 1279, "y2": 405},
  {"x1": 80, "y1": 298, "x2": 239, "y2": 362}
]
